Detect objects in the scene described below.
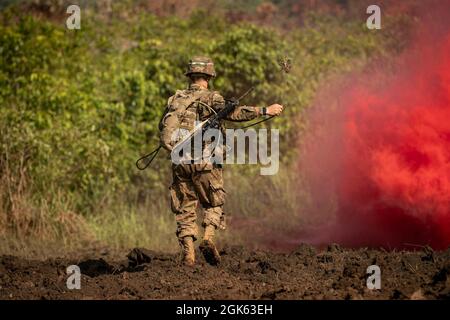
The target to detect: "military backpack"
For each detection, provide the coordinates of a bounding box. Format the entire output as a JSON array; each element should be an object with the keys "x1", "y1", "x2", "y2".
[{"x1": 159, "y1": 89, "x2": 211, "y2": 151}]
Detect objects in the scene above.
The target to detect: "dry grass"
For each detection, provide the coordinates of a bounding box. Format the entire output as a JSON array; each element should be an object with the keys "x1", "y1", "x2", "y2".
[{"x1": 0, "y1": 160, "x2": 312, "y2": 258}]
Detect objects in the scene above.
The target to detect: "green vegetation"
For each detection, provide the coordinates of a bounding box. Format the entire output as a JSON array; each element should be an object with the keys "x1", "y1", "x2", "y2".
[{"x1": 0, "y1": 1, "x2": 405, "y2": 257}]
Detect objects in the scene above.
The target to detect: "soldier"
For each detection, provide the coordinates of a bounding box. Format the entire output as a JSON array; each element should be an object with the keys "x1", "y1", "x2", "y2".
[{"x1": 159, "y1": 56, "x2": 283, "y2": 266}]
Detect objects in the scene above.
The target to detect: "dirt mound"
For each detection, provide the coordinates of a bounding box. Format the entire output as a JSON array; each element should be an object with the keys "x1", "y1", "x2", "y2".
[{"x1": 0, "y1": 245, "x2": 449, "y2": 300}]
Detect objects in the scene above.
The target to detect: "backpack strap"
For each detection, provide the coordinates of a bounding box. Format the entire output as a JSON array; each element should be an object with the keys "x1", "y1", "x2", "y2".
[
  {"x1": 158, "y1": 90, "x2": 208, "y2": 131},
  {"x1": 184, "y1": 89, "x2": 211, "y2": 111},
  {"x1": 159, "y1": 89, "x2": 212, "y2": 151}
]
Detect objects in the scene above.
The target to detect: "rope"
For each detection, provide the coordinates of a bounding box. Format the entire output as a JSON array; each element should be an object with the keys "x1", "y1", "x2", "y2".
[
  {"x1": 239, "y1": 115, "x2": 275, "y2": 129},
  {"x1": 135, "y1": 145, "x2": 162, "y2": 170}
]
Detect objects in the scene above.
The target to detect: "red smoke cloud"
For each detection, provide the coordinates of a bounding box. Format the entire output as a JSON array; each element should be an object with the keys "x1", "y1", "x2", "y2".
[{"x1": 302, "y1": 5, "x2": 450, "y2": 249}]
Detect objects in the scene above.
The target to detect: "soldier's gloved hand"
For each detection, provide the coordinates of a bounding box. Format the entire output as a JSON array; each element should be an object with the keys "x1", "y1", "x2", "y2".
[{"x1": 266, "y1": 104, "x2": 284, "y2": 116}]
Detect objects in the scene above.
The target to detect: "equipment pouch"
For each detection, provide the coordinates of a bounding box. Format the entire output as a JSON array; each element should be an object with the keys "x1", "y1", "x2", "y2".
[{"x1": 208, "y1": 180, "x2": 226, "y2": 207}]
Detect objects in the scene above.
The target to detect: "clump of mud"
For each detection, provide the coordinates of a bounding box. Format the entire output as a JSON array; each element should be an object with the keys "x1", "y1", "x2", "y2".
[{"x1": 0, "y1": 245, "x2": 448, "y2": 300}]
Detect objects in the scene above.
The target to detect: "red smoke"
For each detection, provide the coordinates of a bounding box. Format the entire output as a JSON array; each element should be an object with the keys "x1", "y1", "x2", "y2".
[{"x1": 302, "y1": 5, "x2": 450, "y2": 249}]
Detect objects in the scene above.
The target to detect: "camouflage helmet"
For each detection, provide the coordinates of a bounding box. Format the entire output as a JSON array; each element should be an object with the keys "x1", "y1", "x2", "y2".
[{"x1": 185, "y1": 56, "x2": 216, "y2": 78}]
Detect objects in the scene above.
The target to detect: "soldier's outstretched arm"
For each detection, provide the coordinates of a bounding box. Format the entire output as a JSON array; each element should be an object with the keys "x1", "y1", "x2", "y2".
[{"x1": 211, "y1": 92, "x2": 283, "y2": 122}]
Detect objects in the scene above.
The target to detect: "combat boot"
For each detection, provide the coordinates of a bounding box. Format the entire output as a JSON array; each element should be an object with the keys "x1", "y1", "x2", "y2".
[
  {"x1": 180, "y1": 236, "x2": 195, "y2": 266},
  {"x1": 200, "y1": 225, "x2": 221, "y2": 266}
]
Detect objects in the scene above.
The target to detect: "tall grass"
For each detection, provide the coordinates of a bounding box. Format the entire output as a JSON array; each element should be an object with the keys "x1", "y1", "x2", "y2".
[
  {"x1": 87, "y1": 198, "x2": 178, "y2": 253},
  {"x1": 0, "y1": 159, "x2": 308, "y2": 257}
]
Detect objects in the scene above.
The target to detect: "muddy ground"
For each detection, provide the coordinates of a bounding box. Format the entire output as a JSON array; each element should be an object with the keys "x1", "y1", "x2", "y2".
[{"x1": 0, "y1": 244, "x2": 449, "y2": 300}]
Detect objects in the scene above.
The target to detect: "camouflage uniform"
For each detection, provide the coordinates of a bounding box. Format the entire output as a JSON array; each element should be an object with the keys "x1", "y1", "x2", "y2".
[
  {"x1": 158, "y1": 56, "x2": 263, "y2": 265},
  {"x1": 167, "y1": 83, "x2": 260, "y2": 241}
]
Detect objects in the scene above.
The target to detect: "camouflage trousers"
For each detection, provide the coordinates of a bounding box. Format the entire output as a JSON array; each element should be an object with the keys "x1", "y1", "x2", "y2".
[{"x1": 169, "y1": 163, "x2": 226, "y2": 241}]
